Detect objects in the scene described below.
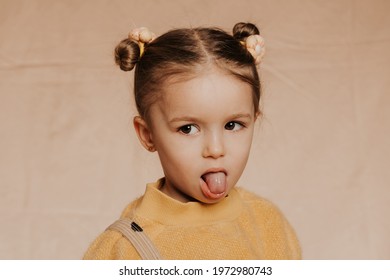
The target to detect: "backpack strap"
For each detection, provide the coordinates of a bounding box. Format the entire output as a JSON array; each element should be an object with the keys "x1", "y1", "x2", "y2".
[{"x1": 107, "y1": 219, "x2": 162, "y2": 260}]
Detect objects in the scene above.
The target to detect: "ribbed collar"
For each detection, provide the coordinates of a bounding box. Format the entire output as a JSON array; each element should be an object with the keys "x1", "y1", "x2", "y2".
[{"x1": 135, "y1": 178, "x2": 243, "y2": 226}]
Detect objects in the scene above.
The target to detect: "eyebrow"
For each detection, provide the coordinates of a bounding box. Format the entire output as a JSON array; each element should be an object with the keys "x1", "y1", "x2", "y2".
[
  {"x1": 168, "y1": 113, "x2": 253, "y2": 124},
  {"x1": 168, "y1": 116, "x2": 199, "y2": 124},
  {"x1": 229, "y1": 113, "x2": 253, "y2": 120}
]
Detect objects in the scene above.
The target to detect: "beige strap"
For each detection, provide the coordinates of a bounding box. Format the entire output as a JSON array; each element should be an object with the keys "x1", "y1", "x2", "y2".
[{"x1": 107, "y1": 219, "x2": 162, "y2": 260}]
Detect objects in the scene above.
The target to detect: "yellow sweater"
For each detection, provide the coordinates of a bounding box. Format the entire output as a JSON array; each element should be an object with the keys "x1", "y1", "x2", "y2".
[{"x1": 83, "y1": 179, "x2": 301, "y2": 259}]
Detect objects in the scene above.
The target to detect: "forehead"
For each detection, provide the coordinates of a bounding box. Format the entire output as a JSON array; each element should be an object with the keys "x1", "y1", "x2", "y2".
[{"x1": 155, "y1": 71, "x2": 254, "y2": 118}]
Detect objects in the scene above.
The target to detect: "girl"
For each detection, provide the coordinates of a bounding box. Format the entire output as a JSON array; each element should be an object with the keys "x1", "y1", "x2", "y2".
[{"x1": 83, "y1": 22, "x2": 301, "y2": 260}]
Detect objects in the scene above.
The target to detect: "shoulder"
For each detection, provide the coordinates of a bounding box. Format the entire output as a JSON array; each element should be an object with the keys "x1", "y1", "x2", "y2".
[
  {"x1": 235, "y1": 187, "x2": 282, "y2": 215},
  {"x1": 235, "y1": 187, "x2": 289, "y2": 227},
  {"x1": 83, "y1": 228, "x2": 139, "y2": 259},
  {"x1": 235, "y1": 187, "x2": 302, "y2": 259},
  {"x1": 83, "y1": 226, "x2": 145, "y2": 260},
  {"x1": 83, "y1": 199, "x2": 142, "y2": 260},
  {"x1": 120, "y1": 196, "x2": 141, "y2": 218}
]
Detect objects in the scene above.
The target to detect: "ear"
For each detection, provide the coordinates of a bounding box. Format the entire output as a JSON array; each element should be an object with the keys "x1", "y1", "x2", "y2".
[{"x1": 133, "y1": 116, "x2": 156, "y2": 152}]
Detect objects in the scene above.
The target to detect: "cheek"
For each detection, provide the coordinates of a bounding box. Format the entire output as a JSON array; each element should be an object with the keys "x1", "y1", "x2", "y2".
[
  {"x1": 228, "y1": 131, "x2": 254, "y2": 151},
  {"x1": 232, "y1": 144, "x2": 252, "y2": 163},
  {"x1": 227, "y1": 134, "x2": 254, "y2": 165},
  {"x1": 155, "y1": 137, "x2": 196, "y2": 166}
]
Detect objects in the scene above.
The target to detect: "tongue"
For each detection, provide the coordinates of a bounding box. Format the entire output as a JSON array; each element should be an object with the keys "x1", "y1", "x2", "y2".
[{"x1": 203, "y1": 172, "x2": 226, "y2": 194}]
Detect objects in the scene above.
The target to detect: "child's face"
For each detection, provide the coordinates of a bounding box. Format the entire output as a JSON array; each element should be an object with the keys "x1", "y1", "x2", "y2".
[{"x1": 143, "y1": 70, "x2": 257, "y2": 203}]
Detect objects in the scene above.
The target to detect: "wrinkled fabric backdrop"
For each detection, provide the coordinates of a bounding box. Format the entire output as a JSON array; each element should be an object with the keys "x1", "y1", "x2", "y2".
[{"x1": 0, "y1": 0, "x2": 389, "y2": 259}]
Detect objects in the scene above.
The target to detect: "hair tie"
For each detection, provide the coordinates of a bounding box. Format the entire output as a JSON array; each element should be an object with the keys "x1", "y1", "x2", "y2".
[
  {"x1": 128, "y1": 27, "x2": 156, "y2": 57},
  {"x1": 241, "y1": 35, "x2": 265, "y2": 65}
]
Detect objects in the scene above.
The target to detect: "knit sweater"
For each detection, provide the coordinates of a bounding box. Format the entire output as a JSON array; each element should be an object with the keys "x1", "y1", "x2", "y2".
[{"x1": 83, "y1": 179, "x2": 301, "y2": 259}]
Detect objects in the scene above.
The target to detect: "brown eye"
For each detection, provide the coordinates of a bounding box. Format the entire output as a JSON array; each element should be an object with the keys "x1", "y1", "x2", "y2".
[
  {"x1": 225, "y1": 122, "x2": 243, "y2": 131},
  {"x1": 179, "y1": 125, "x2": 199, "y2": 135}
]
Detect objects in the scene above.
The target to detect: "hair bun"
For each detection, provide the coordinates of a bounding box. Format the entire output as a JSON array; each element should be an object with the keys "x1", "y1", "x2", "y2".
[
  {"x1": 232, "y1": 22, "x2": 260, "y2": 41},
  {"x1": 114, "y1": 38, "x2": 140, "y2": 71}
]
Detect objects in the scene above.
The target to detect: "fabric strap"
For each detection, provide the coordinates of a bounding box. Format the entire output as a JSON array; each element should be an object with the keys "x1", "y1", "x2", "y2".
[{"x1": 107, "y1": 219, "x2": 162, "y2": 260}]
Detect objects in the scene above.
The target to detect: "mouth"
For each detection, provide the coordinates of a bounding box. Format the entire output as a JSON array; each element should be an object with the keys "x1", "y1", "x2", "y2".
[{"x1": 200, "y1": 169, "x2": 228, "y2": 200}]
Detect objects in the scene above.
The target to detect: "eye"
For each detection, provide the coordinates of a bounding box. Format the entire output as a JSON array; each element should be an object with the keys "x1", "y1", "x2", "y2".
[
  {"x1": 225, "y1": 121, "x2": 243, "y2": 131},
  {"x1": 179, "y1": 124, "x2": 199, "y2": 135}
]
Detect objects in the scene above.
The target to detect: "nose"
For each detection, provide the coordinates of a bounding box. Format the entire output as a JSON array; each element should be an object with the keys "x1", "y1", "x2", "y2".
[{"x1": 202, "y1": 130, "x2": 225, "y2": 159}]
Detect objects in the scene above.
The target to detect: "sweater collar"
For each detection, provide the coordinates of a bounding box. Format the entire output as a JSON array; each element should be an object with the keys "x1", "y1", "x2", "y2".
[{"x1": 135, "y1": 178, "x2": 243, "y2": 226}]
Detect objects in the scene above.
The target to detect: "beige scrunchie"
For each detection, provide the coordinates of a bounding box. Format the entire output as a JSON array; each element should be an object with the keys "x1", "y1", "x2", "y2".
[
  {"x1": 242, "y1": 34, "x2": 265, "y2": 65},
  {"x1": 128, "y1": 27, "x2": 156, "y2": 57}
]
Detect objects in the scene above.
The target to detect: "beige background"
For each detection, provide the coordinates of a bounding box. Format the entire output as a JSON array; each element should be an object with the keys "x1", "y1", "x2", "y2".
[{"x1": 1, "y1": 0, "x2": 389, "y2": 259}]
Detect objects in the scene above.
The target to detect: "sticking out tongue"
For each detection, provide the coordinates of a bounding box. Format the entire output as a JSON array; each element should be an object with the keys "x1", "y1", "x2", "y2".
[{"x1": 201, "y1": 172, "x2": 227, "y2": 199}]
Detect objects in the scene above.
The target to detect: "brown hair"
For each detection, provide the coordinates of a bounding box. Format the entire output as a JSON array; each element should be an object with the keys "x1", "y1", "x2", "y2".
[{"x1": 115, "y1": 22, "x2": 261, "y2": 120}]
